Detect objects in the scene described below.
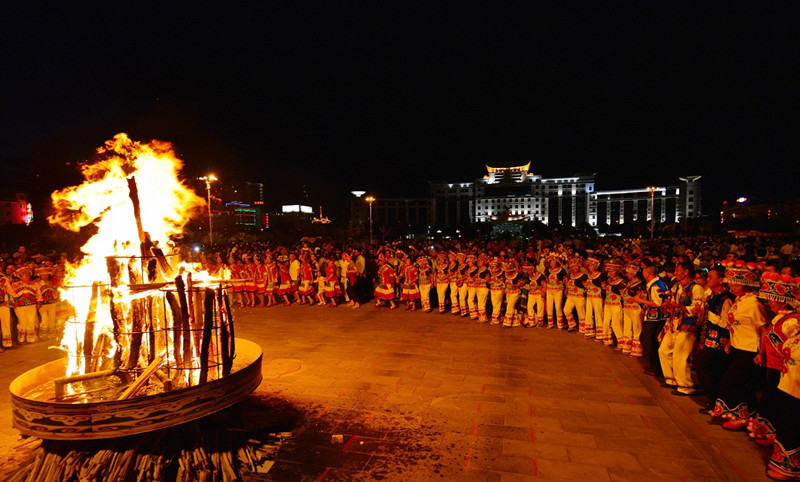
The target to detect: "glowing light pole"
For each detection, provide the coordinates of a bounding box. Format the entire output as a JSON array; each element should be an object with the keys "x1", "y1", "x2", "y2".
[
  {"x1": 200, "y1": 175, "x2": 218, "y2": 245},
  {"x1": 647, "y1": 186, "x2": 656, "y2": 240},
  {"x1": 365, "y1": 195, "x2": 375, "y2": 244}
]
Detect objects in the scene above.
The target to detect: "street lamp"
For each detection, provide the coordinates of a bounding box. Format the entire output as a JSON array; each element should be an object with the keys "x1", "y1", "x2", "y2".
[
  {"x1": 199, "y1": 175, "x2": 218, "y2": 245},
  {"x1": 365, "y1": 195, "x2": 375, "y2": 244},
  {"x1": 646, "y1": 186, "x2": 656, "y2": 240}
]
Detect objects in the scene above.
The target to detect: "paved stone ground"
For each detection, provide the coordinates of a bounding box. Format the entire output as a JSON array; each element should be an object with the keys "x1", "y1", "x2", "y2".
[{"x1": 0, "y1": 302, "x2": 774, "y2": 481}]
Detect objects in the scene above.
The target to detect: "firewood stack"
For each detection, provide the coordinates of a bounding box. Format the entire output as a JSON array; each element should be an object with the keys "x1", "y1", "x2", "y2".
[{"x1": 6, "y1": 409, "x2": 290, "y2": 481}]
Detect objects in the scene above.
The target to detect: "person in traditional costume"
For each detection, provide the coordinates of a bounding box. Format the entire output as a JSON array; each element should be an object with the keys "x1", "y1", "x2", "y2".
[
  {"x1": 622, "y1": 262, "x2": 645, "y2": 356},
  {"x1": 448, "y1": 253, "x2": 462, "y2": 315},
  {"x1": 601, "y1": 260, "x2": 625, "y2": 345},
  {"x1": 489, "y1": 258, "x2": 505, "y2": 325},
  {"x1": 276, "y1": 255, "x2": 294, "y2": 306},
  {"x1": 525, "y1": 266, "x2": 546, "y2": 327},
  {"x1": 563, "y1": 257, "x2": 587, "y2": 333},
  {"x1": 632, "y1": 263, "x2": 670, "y2": 377},
  {"x1": 324, "y1": 254, "x2": 341, "y2": 307},
  {"x1": 767, "y1": 321, "x2": 800, "y2": 480},
  {"x1": 465, "y1": 255, "x2": 480, "y2": 320},
  {"x1": 545, "y1": 254, "x2": 567, "y2": 329},
  {"x1": 694, "y1": 266, "x2": 736, "y2": 413},
  {"x1": 475, "y1": 255, "x2": 491, "y2": 323},
  {"x1": 36, "y1": 265, "x2": 59, "y2": 340},
  {"x1": 711, "y1": 260, "x2": 770, "y2": 429},
  {"x1": 747, "y1": 273, "x2": 800, "y2": 446},
  {"x1": 0, "y1": 267, "x2": 12, "y2": 350},
  {"x1": 417, "y1": 256, "x2": 434, "y2": 313},
  {"x1": 435, "y1": 253, "x2": 450, "y2": 314},
  {"x1": 659, "y1": 261, "x2": 705, "y2": 395},
  {"x1": 4, "y1": 266, "x2": 40, "y2": 343},
  {"x1": 297, "y1": 253, "x2": 318, "y2": 305},
  {"x1": 400, "y1": 256, "x2": 421, "y2": 311},
  {"x1": 502, "y1": 261, "x2": 523, "y2": 327},
  {"x1": 374, "y1": 255, "x2": 398, "y2": 309},
  {"x1": 263, "y1": 253, "x2": 278, "y2": 307},
  {"x1": 582, "y1": 256, "x2": 604, "y2": 339}
]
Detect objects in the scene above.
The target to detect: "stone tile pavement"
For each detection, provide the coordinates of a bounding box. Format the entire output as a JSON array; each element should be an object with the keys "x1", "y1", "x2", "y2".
[{"x1": 0, "y1": 303, "x2": 774, "y2": 480}]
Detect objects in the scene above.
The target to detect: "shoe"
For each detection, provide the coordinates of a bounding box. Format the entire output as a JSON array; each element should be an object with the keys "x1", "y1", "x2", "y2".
[
  {"x1": 767, "y1": 468, "x2": 792, "y2": 480},
  {"x1": 722, "y1": 419, "x2": 748, "y2": 430}
]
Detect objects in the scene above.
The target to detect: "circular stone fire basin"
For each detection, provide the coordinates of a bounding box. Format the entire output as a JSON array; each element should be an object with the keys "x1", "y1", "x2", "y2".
[{"x1": 10, "y1": 339, "x2": 263, "y2": 440}]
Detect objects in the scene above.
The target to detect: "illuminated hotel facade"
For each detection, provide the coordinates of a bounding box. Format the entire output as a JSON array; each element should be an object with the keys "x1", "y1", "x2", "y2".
[{"x1": 429, "y1": 164, "x2": 701, "y2": 228}]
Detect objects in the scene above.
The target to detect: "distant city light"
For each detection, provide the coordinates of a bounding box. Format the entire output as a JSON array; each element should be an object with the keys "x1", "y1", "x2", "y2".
[
  {"x1": 351, "y1": 190, "x2": 366, "y2": 197},
  {"x1": 282, "y1": 204, "x2": 313, "y2": 214},
  {"x1": 737, "y1": 197, "x2": 748, "y2": 203}
]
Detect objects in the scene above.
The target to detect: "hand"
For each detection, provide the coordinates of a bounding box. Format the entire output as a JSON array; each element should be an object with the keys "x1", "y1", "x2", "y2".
[{"x1": 753, "y1": 352, "x2": 764, "y2": 366}]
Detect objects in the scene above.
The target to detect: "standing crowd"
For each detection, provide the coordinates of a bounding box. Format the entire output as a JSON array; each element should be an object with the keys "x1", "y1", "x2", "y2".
[
  {"x1": 206, "y1": 237, "x2": 800, "y2": 480},
  {"x1": 3, "y1": 236, "x2": 800, "y2": 479}
]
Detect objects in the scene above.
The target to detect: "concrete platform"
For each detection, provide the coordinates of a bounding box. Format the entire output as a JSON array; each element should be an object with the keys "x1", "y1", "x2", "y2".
[{"x1": 1, "y1": 303, "x2": 773, "y2": 480}]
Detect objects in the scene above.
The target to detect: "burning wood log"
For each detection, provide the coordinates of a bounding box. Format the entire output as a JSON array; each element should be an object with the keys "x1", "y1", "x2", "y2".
[
  {"x1": 83, "y1": 281, "x2": 100, "y2": 369},
  {"x1": 118, "y1": 354, "x2": 164, "y2": 400},
  {"x1": 127, "y1": 176, "x2": 149, "y2": 258},
  {"x1": 165, "y1": 292, "x2": 184, "y2": 369},
  {"x1": 223, "y1": 285, "x2": 236, "y2": 361},
  {"x1": 109, "y1": 291, "x2": 127, "y2": 375},
  {"x1": 126, "y1": 298, "x2": 146, "y2": 372},
  {"x1": 53, "y1": 368, "x2": 117, "y2": 401},
  {"x1": 199, "y1": 288, "x2": 215, "y2": 384},
  {"x1": 175, "y1": 275, "x2": 192, "y2": 381},
  {"x1": 147, "y1": 296, "x2": 156, "y2": 365},
  {"x1": 217, "y1": 288, "x2": 232, "y2": 377}
]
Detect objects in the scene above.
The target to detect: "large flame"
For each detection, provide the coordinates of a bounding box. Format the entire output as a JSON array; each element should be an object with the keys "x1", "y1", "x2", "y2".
[{"x1": 49, "y1": 133, "x2": 205, "y2": 377}]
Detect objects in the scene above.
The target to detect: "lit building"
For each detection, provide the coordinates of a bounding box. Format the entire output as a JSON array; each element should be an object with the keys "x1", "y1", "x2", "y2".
[
  {"x1": 430, "y1": 163, "x2": 596, "y2": 227},
  {"x1": 429, "y1": 164, "x2": 701, "y2": 228},
  {"x1": 0, "y1": 191, "x2": 32, "y2": 225}
]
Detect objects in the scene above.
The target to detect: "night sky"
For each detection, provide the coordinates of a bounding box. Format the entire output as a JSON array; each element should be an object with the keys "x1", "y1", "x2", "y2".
[{"x1": 3, "y1": 3, "x2": 799, "y2": 219}]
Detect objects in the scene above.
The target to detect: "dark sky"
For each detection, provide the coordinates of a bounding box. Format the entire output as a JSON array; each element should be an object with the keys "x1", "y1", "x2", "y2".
[{"x1": 3, "y1": 2, "x2": 799, "y2": 219}]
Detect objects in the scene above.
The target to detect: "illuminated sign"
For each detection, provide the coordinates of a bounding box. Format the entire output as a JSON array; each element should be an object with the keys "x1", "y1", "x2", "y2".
[{"x1": 282, "y1": 205, "x2": 313, "y2": 214}]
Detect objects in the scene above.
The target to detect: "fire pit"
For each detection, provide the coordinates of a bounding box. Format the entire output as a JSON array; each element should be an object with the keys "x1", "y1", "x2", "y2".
[{"x1": 10, "y1": 134, "x2": 262, "y2": 441}]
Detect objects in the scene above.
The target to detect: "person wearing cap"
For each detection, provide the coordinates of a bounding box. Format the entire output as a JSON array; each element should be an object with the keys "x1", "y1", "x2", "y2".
[
  {"x1": 693, "y1": 265, "x2": 736, "y2": 413},
  {"x1": 632, "y1": 263, "x2": 670, "y2": 377},
  {"x1": 448, "y1": 254, "x2": 463, "y2": 316},
  {"x1": 601, "y1": 260, "x2": 625, "y2": 346},
  {"x1": 456, "y1": 253, "x2": 470, "y2": 317},
  {"x1": 747, "y1": 273, "x2": 800, "y2": 446},
  {"x1": 622, "y1": 262, "x2": 645, "y2": 356},
  {"x1": 544, "y1": 254, "x2": 567, "y2": 329},
  {"x1": 524, "y1": 266, "x2": 546, "y2": 327},
  {"x1": 4, "y1": 266, "x2": 41, "y2": 343},
  {"x1": 323, "y1": 253, "x2": 341, "y2": 307},
  {"x1": 767, "y1": 326, "x2": 800, "y2": 479},
  {"x1": 563, "y1": 257, "x2": 587, "y2": 333},
  {"x1": 502, "y1": 261, "x2": 524, "y2": 327},
  {"x1": 297, "y1": 253, "x2": 318, "y2": 306},
  {"x1": 434, "y1": 253, "x2": 451, "y2": 314},
  {"x1": 711, "y1": 260, "x2": 770, "y2": 429},
  {"x1": 465, "y1": 255, "x2": 480, "y2": 320},
  {"x1": 36, "y1": 266, "x2": 59, "y2": 340},
  {"x1": 475, "y1": 255, "x2": 491, "y2": 323},
  {"x1": 264, "y1": 253, "x2": 278, "y2": 307},
  {"x1": 399, "y1": 256, "x2": 420, "y2": 311},
  {"x1": 582, "y1": 256, "x2": 604, "y2": 339},
  {"x1": 659, "y1": 261, "x2": 705, "y2": 395},
  {"x1": 374, "y1": 255, "x2": 398, "y2": 310},
  {"x1": 417, "y1": 256, "x2": 433, "y2": 313},
  {"x1": 488, "y1": 258, "x2": 506, "y2": 324},
  {"x1": 0, "y1": 267, "x2": 11, "y2": 350}
]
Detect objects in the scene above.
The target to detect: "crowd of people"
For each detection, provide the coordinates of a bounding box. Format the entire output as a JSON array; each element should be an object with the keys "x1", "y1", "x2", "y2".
[
  {"x1": 204, "y1": 236, "x2": 800, "y2": 480},
  {"x1": 3, "y1": 236, "x2": 800, "y2": 479}
]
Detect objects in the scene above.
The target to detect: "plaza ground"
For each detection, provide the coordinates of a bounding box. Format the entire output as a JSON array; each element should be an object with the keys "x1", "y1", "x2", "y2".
[{"x1": 0, "y1": 303, "x2": 774, "y2": 481}]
